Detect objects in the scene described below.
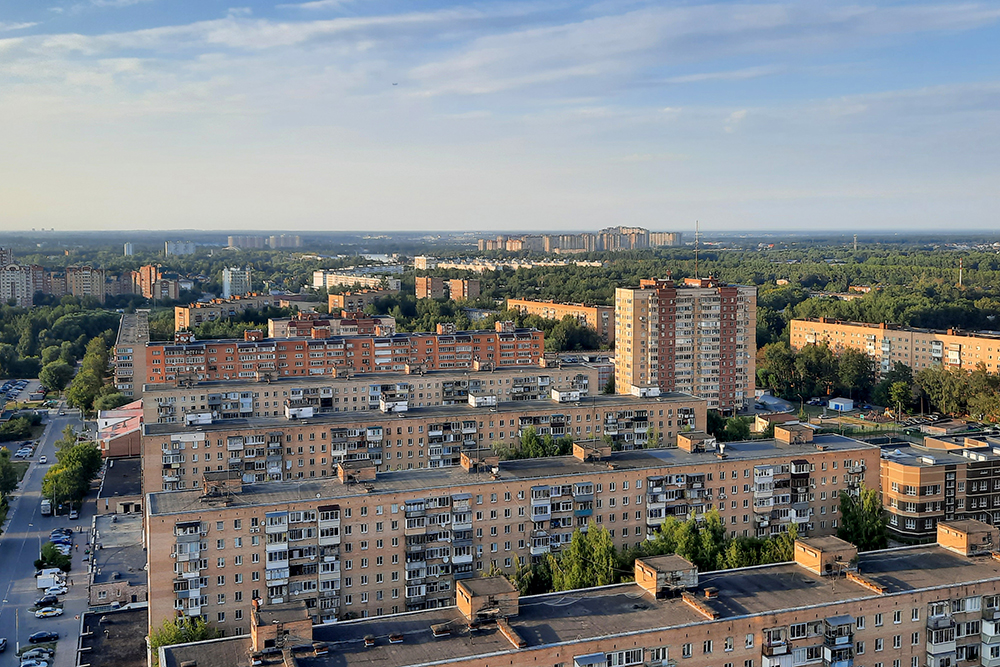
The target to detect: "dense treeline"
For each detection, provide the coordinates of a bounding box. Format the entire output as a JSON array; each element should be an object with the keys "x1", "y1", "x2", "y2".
[
  {"x1": 41, "y1": 425, "x2": 102, "y2": 511},
  {"x1": 66, "y1": 337, "x2": 129, "y2": 413},
  {"x1": 0, "y1": 299, "x2": 120, "y2": 379},
  {"x1": 148, "y1": 305, "x2": 301, "y2": 341},
  {"x1": 756, "y1": 343, "x2": 880, "y2": 403}
]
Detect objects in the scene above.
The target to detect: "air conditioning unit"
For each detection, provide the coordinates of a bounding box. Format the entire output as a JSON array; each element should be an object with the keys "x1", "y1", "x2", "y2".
[{"x1": 170, "y1": 553, "x2": 177, "y2": 558}]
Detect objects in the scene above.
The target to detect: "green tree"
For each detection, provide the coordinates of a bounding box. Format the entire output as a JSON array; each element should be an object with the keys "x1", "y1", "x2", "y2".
[
  {"x1": 66, "y1": 368, "x2": 102, "y2": 412},
  {"x1": 549, "y1": 522, "x2": 617, "y2": 591},
  {"x1": 0, "y1": 448, "x2": 20, "y2": 498},
  {"x1": 39, "y1": 361, "x2": 74, "y2": 393},
  {"x1": 837, "y1": 486, "x2": 888, "y2": 551},
  {"x1": 34, "y1": 541, "x2": 72, "y2": 572},
  {"x1": 149, "y1": 617, "x2": 223, "y2": 666},
  {"x1": 40, "y1": 346, "x2": 61, "y2": 366},
  {"x1": 723, "y1": 417, "x2": 751, "y2": 442},
  {"x1": 838, "y1": 349, "x2": 875, "y2": 399},
  {"x1": 889, "y1": 381, "x2": 911, "y2": 418},
  {"x1": 93, "y1": 392, "x2": 130, "y2": 411}
]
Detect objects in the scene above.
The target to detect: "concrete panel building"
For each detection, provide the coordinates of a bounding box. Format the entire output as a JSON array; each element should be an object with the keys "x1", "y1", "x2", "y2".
[
  {"x1": 222, "y1": 266, "x2": 252, "y2": 299},
  {"x1": 113, "y1": 310, "x2": 150, "y2": 398},
  {"x1": 415, "y1": 276, "x2": 445, "y2": 299},
  {"x1": 142, "y1": 392, "x2": 707, "y2": 491},
  {"x1": 175, "y1": 294, "x2": 281, "y2": 332},
  {"x1": 328, "y1": 289, "x2": 397, "y2": 313},
  {"x1": 615, "y1": 278, "x2": 757, "y2": 413},
  {"x1": 140, "y1": 322, "x2": 544, "y2": 385},
  {"x1": 791, "y1": 318, "x2": 1000, "y2": 374},
  {"x1": 146, "y1": 430, "x2": 875, "y2": 633}
]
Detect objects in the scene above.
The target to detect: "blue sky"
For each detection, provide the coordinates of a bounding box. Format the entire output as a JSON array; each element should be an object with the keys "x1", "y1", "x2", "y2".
[{"x1": 1, "y1": 1, "x2": 999, "y2": 233}]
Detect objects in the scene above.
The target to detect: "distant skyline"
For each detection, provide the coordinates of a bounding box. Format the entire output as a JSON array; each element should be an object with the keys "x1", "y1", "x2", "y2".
[{"x1": 1, "y1": 1, "x2": 999, "y2": 231}]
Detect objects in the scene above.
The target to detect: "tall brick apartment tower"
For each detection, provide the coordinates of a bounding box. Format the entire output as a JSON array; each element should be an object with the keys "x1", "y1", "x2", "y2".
[{"x1": 615, "y1": 277, "x2": 756, "y2": 413}]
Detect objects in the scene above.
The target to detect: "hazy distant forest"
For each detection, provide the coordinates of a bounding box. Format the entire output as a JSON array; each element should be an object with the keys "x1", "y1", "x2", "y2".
[{"x1": 3, "y1": 235, "x2": 1000, "y2": 418}]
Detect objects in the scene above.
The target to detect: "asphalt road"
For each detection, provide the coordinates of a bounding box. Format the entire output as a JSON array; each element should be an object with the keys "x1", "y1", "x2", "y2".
[{"x1": 0, "y1": 410, "x2": 93, "y2": 665}]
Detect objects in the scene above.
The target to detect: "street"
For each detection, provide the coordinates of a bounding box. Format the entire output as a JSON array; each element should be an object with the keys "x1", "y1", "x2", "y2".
[{"x1": 0, "y1": 410, "x2": 94, "y2": 666}]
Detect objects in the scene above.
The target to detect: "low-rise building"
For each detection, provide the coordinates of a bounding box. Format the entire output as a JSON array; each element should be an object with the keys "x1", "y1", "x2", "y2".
[
  {"x1": 508, "y1": 298, "x2": 614, "y2": 344},
  {"x1": 267, "y1": 313, "x2": 395, "y2": 339},
  {"x1": 143, "y1": 391, "x2": 707, "y2": 491},
  {"x1": 313, "y1": 271, "x2": 402, "y2": 292},
  {"x1": 89, "y1": 513, "x2": 147, "y2": 607},
  {"x1": 175, "y1": 294, "x2": 280, "y2": 331},
  {"x1": 80, "y1": 608, "x2": 148, "y2": 667},
  {"x1": 96, "y1": 457, "x2": 143, "y2": 515},
  {"x1": 147, "y1": 433, "x2": 877, "y2": 635}
]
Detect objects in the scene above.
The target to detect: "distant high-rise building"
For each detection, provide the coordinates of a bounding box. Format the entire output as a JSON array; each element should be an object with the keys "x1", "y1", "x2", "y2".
[
  {"x1": 222, "y1": 266, "x2": 252, "y2": 299},
  {"x1": 135, "y1": 265, "x2": 162, "y2": 299},
  {"x1": 413, "y1": 256, "x2": 438, "y2": 270},
  {"x1": 598, "y1": 226, "x2": 649, "y2": 251},
  {"x1": 228, "y1": 235, "x2": 266, "y2": 249},
  {"x1": 649, "y1": 232, "x2": 684, "y2": 247},
  {"x1": 164, "y1": 240, "x2": 196, "y2": 256},
  {"x1": 65, "y1": 265, "x2": 106, "y2": 303},
  {"x1": 615, "y1": 277, "x2": 756, "y2": 413},
  {"x1": 448, "y1": 279, "x2": 480, "y2": 301},
  {"x1": 415, "y1": 276, "x2": 446, "y2": 299},
  {"x1": 123, "y1": 243, "x2": 134, "y2": 257},
  {"x1": 268, "y1": 235, "x2": 302, "y2": 249},
  {"x1": 0, "y1": 247, "x2": 13, "y2": 266},
  {"x1": 0, "y1": 264, "x2": 34, "y2": 307}
]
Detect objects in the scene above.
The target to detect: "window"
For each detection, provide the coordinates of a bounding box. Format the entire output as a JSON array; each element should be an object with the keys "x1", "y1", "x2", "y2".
[
  {"x1": 682, "y1": 644, "x2": 692, "y2": 658},
  {"x1": 892, "y1": 635, "x2": 901, "y2": 649},
  {"x1": 856, "y1": 616, "x2": 866, "y2": 630},
  {"x1": 911, "y1": 632, "x2": 919, "y2": 645},
  {"x1": 704, "y1": 641, "x2": 713, "y2": 654},
  {"x1": 607, "y1": 649, "x2": 643, "y2": 666},
  {"x1": 875, "y1": 613, "x2": 883, "y2": 627},
  {"x1": 725, "y1": 637, "x2": 734, "y2": 652},
  {"x1": 790, "y1": 623, "x2": 807, "y2": 639},
  {"x1": 911, "y1": 608, "x2": 920, "y2": 621},
  {"x1": 746, "y1": 634, "x2": 754, "y2": 649},
  {"x1": 894, "y1": 610, "x2": 902, "y2": 624},
  {"x1": 875, "y1": 639, "x2": 883, "y2": 652},
  {"x1": 856, "y1": 642, "x2": 865, "y2": 655}
]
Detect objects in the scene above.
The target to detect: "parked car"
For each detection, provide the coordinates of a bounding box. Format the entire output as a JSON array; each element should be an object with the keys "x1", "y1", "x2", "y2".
[
  {"x1": 20, "y1": 648, "x2": 53, "y2": 660},
  {"x1": 34, "y1": 607, "x2": 63, "y2": 618},
  {"x1": 28, "y1": 631, "x2": 59, "y2": 643},
  {"x1": 18, "y1": 659, "x2": 47, "y2": 667},
  {"x1": 69, "y1": 509, "x2": 79, "y2": 520},
  {"x1": 44, "y1": 586, "x2": 68, "y2": 596},
  {"x1": 33, "y1": 595, "x2": 58, "y2": 607},
  {"x1": 0, "y1": 636, "x2": 6, "y2": 651}
]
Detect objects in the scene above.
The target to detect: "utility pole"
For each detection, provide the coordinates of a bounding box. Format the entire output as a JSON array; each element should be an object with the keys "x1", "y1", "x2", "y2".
[{"x1": 694, "y1": 221, "x2": 700, "y2": 279}]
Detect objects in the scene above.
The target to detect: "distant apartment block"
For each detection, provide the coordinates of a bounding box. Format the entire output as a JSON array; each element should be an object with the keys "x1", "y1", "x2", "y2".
[
  {"x1": 0, "y1": 247, "x2": 12, "y2": 265},
  {"x1": 328, "y1": 289, "x2": 396, "y2": 313},
  {"x1": 0, "y1": 263, "x2": 35, "y2": 307},
  {"x1": 416, "y1": 277, "x2": 480, "y2": 301},
  {"x1": 598, "y1": 226, "x2": 649, "y2": 251},
  {"x1": 65, "y1": 265, "x2": 106, "y2": 303},
  {"x1": 267, "y1": 313, "x2": 396, "y2": 339},
  {"x1": 123, "y1": 242, "x2": 134, "y2": 256},
  {"x1": 416, "y1": 276, "x2": 445, "y2": 299},
  {"x1": 449, "y1": 279, "x2": 480, "y2": 301},
  {"x1": 507, "y1": 298, "x2": 614, "y2": 344},
  {"x1": 616, "y1": 277, "x2": 756, "y2": 412},
  {"x1": 222, "y1": 266, "x2": 252, "y2": 299},
  {"x1": 140, "y1": 321, "x2": 543, "y2": 385},
  {"x1": 113, "y1": 310, "x2": 150, "y2": 398},
  {"x1": 269, "y1": 234, "x2": 301, "y2": 249},
  {"x1": 164, "y1": 240, "x2": 196, "y2": 256},
  {"x1": 649, "y1": 231, "x2": 684, "y2": 247},
  {"x1": 413, "y1": 256, "x2": 438, "y2": 270},
  {"x1": 791, "y1": 318, "x2": 1000, "y2": 374},
  {"x1": 229, "y1": 235, "x2": 302, "y2": 249},
  {"x1": 175, "y1": 294, "x2": 280, "y2": 331},
  {"x1": 313, "y1": 271, "x2": 402, "y2": 291}
]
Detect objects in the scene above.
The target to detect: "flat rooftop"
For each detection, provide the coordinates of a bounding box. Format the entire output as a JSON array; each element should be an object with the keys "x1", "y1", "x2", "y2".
[
  {"x1": 114, "y1": 311, "x2": 147, "y2": 346},
  {"x1": 145, "y1": 327, "x2": 543, "y2": 349},
  {"x1": 882, "y1": 443, "x2": 1000, "y2": 467},
  {"x1": 98, "y1": 457, "x2": 142, "y2": 499},
  {"x1": 162, "y1": 544, "x2": 1000, "y2": 667},
  {"x1": 148, "y1": 433, "x2": 874, "y2": 516},
  {"x1": 81, "y1": 608, "x2": 148, "y2": 667},
  {"x1": 142, "y1": 392, "x2": 700, "y2": 437},
  {"x1": 92, "y1": 514, "x2": 146, "y2": 586},
  {"x1": 796, "y1": 317, "x2": 1000, "y2": 340},
  {"x1": 140, "y1": 362, "x2": 602, "y2": 394}
]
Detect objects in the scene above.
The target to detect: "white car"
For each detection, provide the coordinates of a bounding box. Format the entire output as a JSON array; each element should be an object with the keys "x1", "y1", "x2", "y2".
[
  {"x1": 38, "y1": 456, "x2": 47, "y2": 464},
  {"x1": 44, "y1": 586, "x2": 68, "y2": 596}
]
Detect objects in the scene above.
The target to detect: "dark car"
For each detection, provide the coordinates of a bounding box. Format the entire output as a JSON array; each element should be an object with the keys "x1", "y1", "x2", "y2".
[
  {"x1": 0, "y1": 637, "x2": 6, "y2": 651},
  {"x1": 34, "y1": 595, "x2": 58, "y2": 607},
  {"x1": 28, "y1": 631, "x2": 58, "y2": 643}
]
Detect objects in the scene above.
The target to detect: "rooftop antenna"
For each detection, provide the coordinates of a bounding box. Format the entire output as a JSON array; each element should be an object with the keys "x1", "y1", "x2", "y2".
[{"x1": 694, "y1": 220, "x2": 700, "y2": 279}]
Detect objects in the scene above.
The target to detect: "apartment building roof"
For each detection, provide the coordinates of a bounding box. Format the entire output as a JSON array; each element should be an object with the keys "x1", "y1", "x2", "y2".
[
  {"x1": 141, "y1": 392, "x2": 699, "y2": 437},
  {"x1": 99, "y1": 457, "x2": 143, "y2": 499},
  {"x1": 114, "y1": 310, "x2": 149, "y2": 347},
  {"x1": 140, "y1": 362, "x2": 601, "y2": 395},
  {"x1": 795, "y1": 317, "x2": 1000, "y2": 340},
  {"x1": 146, "y1": 327, "x2": 542, "y2": 350},
  {"x1": 161, "y1": 544, "x2": 1000, "y2": 667},
  {"x1": 882, "y1": 442, "x2": 1000, "y2": 467},
  {"x1": 92, "y1": 514, "x2": 146, "y2": 586},
  {"x1": 148, "y1": 433, "x2": 873, "y2": 516}
]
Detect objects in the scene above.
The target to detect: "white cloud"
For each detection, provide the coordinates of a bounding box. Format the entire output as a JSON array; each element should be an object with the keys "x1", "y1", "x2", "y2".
[
  {"x1": 663, "y1": 65, "x2": 782, "y2": 84},
  {"x1": 724, "y1": 109, "x2": 747, "y2": 132},
  {"x1": 0, "y1": 22, "x2": 38, "y2": 32},
  {"x1": 89, "y1": 0, "x2": 155, "y2": 7}
]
